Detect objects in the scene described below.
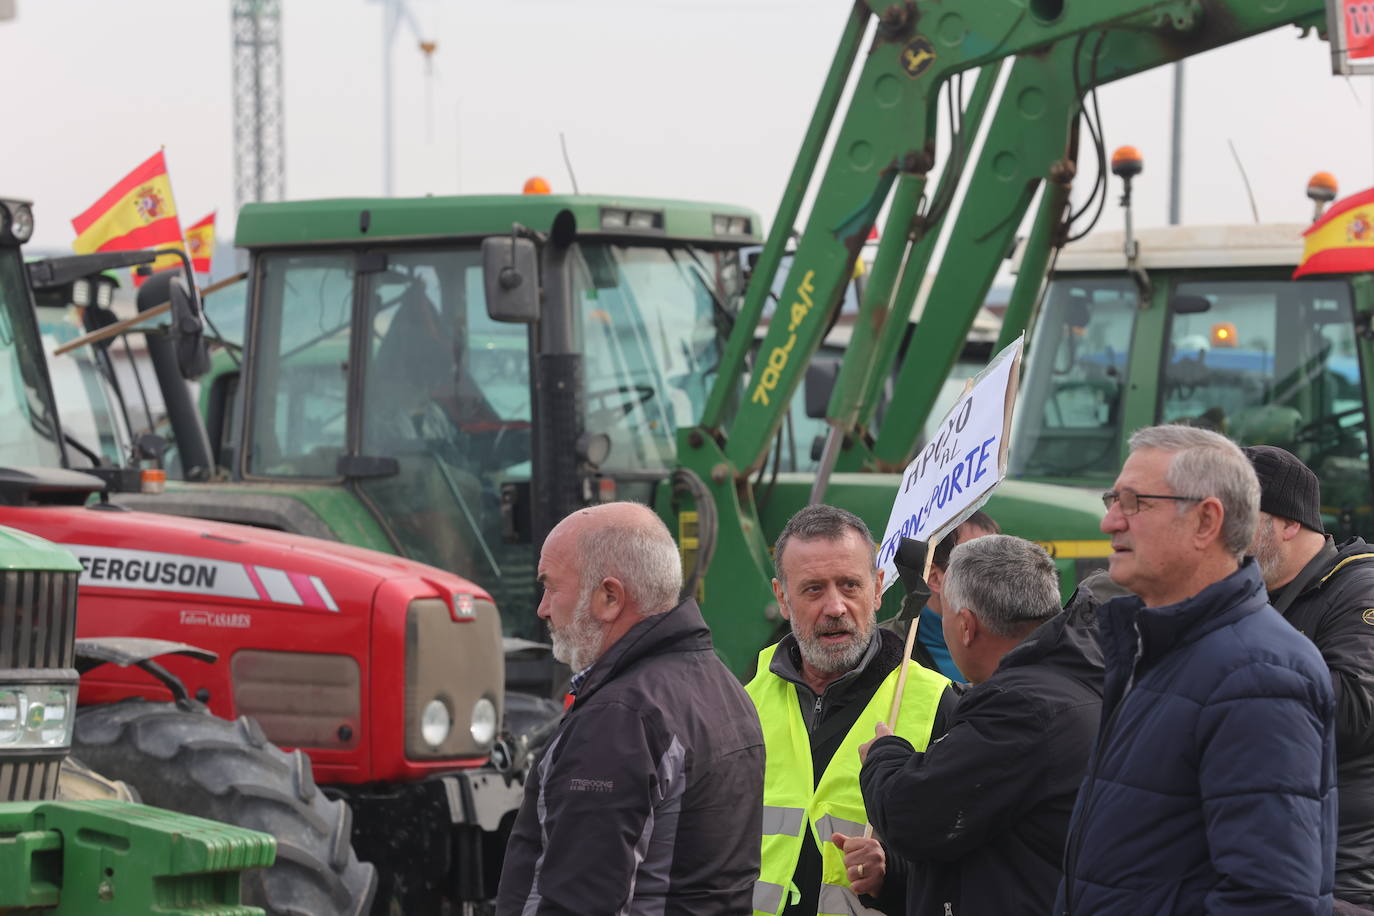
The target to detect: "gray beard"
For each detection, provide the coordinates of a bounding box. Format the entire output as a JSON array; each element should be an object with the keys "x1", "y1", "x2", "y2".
[
  {"x1": 550, "y1": 592, "x2": 607, "y2": 672},
  {"x1": 791, "y1": 616, "x2": 873, "y2": 675},
  {"x1": 1251, "y1": 516, "x2": 1285, "y2": 590}
]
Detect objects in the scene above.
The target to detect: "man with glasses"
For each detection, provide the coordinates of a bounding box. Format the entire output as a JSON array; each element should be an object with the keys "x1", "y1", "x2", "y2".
[{"x1": 1057, "y1": 425, "x2": 1337, "y2": 915}]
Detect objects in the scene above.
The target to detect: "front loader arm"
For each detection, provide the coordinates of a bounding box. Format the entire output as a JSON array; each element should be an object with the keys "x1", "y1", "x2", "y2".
[
  {"x1": 869, "y1": 1, "x2": 1327, "y2": 468},
  {"x1": 676, "y1": 0, "x2": 1233, "y2": 674}
]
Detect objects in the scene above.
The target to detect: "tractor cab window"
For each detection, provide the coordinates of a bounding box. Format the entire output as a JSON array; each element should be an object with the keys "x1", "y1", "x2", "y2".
[
  {"x1": 356, "y1": 248, "x2": 533, "y2": 630},
  {"x1": 1011, "y1": 276, "x2": 1136, "y2": 480},
  {"x1": 246, "y1": 253, "x2": 354, "y2": 478},
  {"x1": 572, "y1": 243, "x2": 738, "y2": 481},
  {"x1": 0, "y1": 251, "x2": 62, "y2": 469},
  {"x1": 1160, "y1": 278, "x2": 1370, "y2": 535},
  {"x1": 36, "y1": 304, "x2": 132, "y2": 468}
]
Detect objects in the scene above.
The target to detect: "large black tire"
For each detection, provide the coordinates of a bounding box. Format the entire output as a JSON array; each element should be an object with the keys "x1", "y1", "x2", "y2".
[{"x1": 74, "y1": 700, "x2": 377, "y2": 916}]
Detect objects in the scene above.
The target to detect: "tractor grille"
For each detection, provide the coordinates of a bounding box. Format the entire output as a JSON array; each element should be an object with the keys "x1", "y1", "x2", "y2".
[
  {"x1": 0, "y1": 569, "x2": 79, "y2": 801},
  {"x1": 0, "y1": 569, "x2": 78, "y2": 669}
]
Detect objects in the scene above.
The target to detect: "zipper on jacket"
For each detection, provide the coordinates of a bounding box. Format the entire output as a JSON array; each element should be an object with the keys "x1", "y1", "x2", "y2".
[
  {"x1": 811, "y1": 694, "x2": 824, "y2": 731},
  {"x1": 1063, "y1": 619, "x2": 1142, "y2": 914}
]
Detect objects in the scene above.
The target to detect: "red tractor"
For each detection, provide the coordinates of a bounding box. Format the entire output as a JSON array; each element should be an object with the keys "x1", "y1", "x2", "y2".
[{"x1": 11, "y1": 232, "x2": 548, "y2": 914}]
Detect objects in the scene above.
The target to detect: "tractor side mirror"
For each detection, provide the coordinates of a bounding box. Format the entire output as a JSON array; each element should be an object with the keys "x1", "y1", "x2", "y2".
[
  {"x1": 482, "y1": 236, "x2": 540, "y2": 323},
  {"x1": 170, "y1": 276, "x2": 210, "y2": 379},
  {"x1": 1169, "y1": 294, "x2": 1212, "y2": 314},
  {"x1": 136, "y1": 271, "x2": 210, "y2": 380},
  {"x1": 804, "y1": 357, "x2": 840, "y2": 420}
]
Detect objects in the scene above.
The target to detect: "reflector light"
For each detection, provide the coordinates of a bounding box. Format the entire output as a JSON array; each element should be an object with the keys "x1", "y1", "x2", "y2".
[{"x1": 142, "y1": 468, "x2": 167, "y2": 494}]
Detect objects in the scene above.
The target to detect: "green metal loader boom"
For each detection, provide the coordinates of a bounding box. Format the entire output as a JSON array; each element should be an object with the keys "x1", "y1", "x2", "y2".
[{"x1": 678, "y1": 0, "x2": 1331, "y2": 661}]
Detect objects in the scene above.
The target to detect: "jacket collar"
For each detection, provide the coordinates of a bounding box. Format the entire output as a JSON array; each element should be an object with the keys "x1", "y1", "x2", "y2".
[
  {"x1": 994, "y1": 600, "x2": 1104, "y2": 687},
  {"x1": 768, "y1": 627, "x2": 887, "y2": 699},
  {"x1": 570, "y1": 598, "x2": 714, "y2": 707},
  {"x1": 1096, "y1": 559, "x2": 1268, "y2": 675},
  {"x1": 1301, "y1": 536, "x2": 1373, "y2": 596}
]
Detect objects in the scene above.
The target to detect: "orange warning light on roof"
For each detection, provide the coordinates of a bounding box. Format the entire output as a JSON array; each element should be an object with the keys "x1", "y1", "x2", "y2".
[
  {"x1": 1307, "y1": 172, "x2": 1339, "y2": 203},
  {"x1": 523, "y1": 176, "x2": 552, "y2": 195},
  {"x1": 1111, "y1": 146, "x2": 1143, "y2": 179}
]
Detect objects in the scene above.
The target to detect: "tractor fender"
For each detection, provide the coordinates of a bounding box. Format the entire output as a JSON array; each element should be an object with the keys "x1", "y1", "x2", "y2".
[{"x1": 75, "y1": 636, "x2": 218, "y2": 705}]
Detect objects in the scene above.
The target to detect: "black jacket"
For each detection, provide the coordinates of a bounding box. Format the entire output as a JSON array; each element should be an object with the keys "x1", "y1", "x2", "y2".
[
  {"x1": 860, "y1": 603, "x2": 1103, "y2": 915},
  {"x1": 766, "y1": 627, "x2": 957, "y2": 916},
  {"x1": 1273, "y1": 536, "x2": 1374, "y2": 904},
  {"x1": 497, "y1": 599, "x2": 765, "y2": 916}
]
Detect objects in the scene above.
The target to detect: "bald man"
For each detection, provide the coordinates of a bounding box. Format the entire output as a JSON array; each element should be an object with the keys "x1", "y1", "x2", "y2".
[{"x1": 497, "y1": 502, "x2": 765, "y2": 916}]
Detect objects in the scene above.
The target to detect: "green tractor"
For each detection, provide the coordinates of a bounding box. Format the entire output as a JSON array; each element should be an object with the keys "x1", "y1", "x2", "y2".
[
  {"x1": 89, "y1": 189, "x2": 1110, "y2": 677},
  {"x1": 1011, "y1": 175, "x2": 1374, "y2": 538}
]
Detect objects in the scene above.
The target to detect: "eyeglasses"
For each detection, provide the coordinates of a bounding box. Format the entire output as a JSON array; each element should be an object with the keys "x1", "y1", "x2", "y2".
[{"x1": 1101, "y1": 490, "x2": 1203, "y2": 515}]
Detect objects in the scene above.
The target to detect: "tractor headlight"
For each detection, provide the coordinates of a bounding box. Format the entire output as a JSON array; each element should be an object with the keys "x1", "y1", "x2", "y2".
[
  {"x1": 470, "y1": 697, "x2": 497, "y2": 747},
  {"x1": 10, "y1": 204, "x2": 34, "y2": 244},
  {"x1": 0, "y1": 684, "x2": 75, "y2": 748},
  {"x1": 0, "y1": 199, "x2": 34, "y2": 246},
  {"x1": 420, "y1": 698, "x2": 452, "y2": 748}
]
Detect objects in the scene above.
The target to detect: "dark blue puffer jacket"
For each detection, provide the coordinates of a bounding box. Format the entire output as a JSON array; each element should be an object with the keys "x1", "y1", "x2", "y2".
[{"x1": 1057, "y1": 560, "x2": 1337, "y2": 915}]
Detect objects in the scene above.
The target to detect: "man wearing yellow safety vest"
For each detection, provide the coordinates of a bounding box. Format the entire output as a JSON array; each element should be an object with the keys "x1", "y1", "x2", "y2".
[{"x1": 746, "y1": 504, "x2": 955, "y2": 916}]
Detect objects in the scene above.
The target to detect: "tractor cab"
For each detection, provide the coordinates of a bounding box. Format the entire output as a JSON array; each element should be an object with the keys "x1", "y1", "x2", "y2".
[{"x1": 1012, "y1": 219, "x2": 1373, "y2": 538}]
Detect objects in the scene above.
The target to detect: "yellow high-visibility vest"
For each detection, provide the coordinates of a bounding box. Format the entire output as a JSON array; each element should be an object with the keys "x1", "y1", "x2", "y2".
[{"x1": 745, "y1": 642, "x2": 948, "y2": 916}]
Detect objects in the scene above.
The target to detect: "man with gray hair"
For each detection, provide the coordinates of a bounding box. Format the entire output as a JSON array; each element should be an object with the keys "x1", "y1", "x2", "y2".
[
  {"x1": 859, "y1": 534, "x2": 1103, "y2": 914},
  {"x1": 1057, "y1": 425, "x2": 1337, "y2": 914},
  {"x1": 498, "y1": 502, "x2": 765, "y2": 915},
  {"x1": 746, "y1": 504, "x2": 954, "y2": 916}
]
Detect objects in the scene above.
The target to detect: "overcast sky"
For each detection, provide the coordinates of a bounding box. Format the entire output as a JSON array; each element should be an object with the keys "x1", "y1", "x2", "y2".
[{"x1": 5, "y1": 0, "x2": 1373, "y2": 252}]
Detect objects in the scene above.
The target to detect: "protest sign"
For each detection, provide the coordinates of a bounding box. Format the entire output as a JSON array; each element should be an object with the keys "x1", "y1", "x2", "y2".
[{"x1": 876, "y1": 336, "x2": 1023, "y2": 592}]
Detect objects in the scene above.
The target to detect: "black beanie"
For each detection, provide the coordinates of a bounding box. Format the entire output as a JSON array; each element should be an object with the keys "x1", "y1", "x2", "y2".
[{"x1": 1241, "y1": 445, "x2": 1324, "y2": 534}]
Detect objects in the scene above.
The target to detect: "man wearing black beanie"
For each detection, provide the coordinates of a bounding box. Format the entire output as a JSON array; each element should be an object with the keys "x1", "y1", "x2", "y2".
[{"x1": 1244, "y1": 444, "x2": 1374, "y2": 914}]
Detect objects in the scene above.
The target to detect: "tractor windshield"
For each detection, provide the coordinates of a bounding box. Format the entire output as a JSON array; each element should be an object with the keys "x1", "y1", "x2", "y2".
[
  {"x1": 1157, "y1": 277, "x2": 1370, "y2": 534},
  {"x1": 1011, "y1": 275, "x2": 1137, "y2": 481},
  {"x1": 0, "y1": 250, "x2": 63, "y2": 469},
  {"x1": 246, "y1": 240, "x2": 741, "y2": 635},
  {"x1": 1011, "y1": 270, "x2": 1372, "y2": 537},
  {"x1": 572, "y1": 242, "x2": 741, "y2": 486},
  {"x1": 35, "y1": 303, "x2": 133, "y2": 468}
]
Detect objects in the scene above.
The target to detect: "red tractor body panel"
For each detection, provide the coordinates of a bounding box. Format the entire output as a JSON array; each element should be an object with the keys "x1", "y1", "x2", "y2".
[{"x1": 0, "y1": 504, "x2": 497, "y2": 785}]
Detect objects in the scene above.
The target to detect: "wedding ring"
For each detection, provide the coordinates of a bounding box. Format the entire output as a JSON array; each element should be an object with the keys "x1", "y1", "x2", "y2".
[{"x1": 857, "y1": 864, "x2": 866, "y2": 878}]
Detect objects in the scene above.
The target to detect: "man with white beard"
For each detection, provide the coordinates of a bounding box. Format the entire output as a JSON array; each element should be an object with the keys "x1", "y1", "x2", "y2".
[
  {"x1": 1243, "y1": 445, "x2": 1374, "y2": 912},
  {"x1": 746, "y1": 505, "x2": 956, "y2": 916},
  {"x1": 497, "y1": 502, "x2": 765, "y2": 916}
]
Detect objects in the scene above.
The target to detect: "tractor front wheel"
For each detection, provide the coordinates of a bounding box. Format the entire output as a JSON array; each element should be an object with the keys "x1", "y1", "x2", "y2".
[{"x1": 73, "y1": 699, "x2": 377, "y2": 916}]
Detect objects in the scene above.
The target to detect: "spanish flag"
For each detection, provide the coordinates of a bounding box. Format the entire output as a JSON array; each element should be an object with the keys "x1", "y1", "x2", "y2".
[
  {"x1": 1295, "y1": 186, "x2": 1374, "y2": 278},
  {"x1": 186, "y1": 211, "x2": 215, "y2": 275},
  {"x1": 71, "y1": 150, "x2": 186, "y2": 285}
]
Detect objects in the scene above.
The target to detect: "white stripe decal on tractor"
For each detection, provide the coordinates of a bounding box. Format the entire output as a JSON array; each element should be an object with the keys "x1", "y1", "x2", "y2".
[
  {"x1": 310, "y1": 575, "x2": 339, "y2": 611},
  {"x1": 254, "y1": 566, "x2": 303, "y2": 605}
]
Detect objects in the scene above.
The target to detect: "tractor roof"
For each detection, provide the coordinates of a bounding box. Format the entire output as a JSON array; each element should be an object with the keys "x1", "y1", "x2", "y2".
[{"x1": 236, "y1": 194, "x2": 762, "y2": 248}]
